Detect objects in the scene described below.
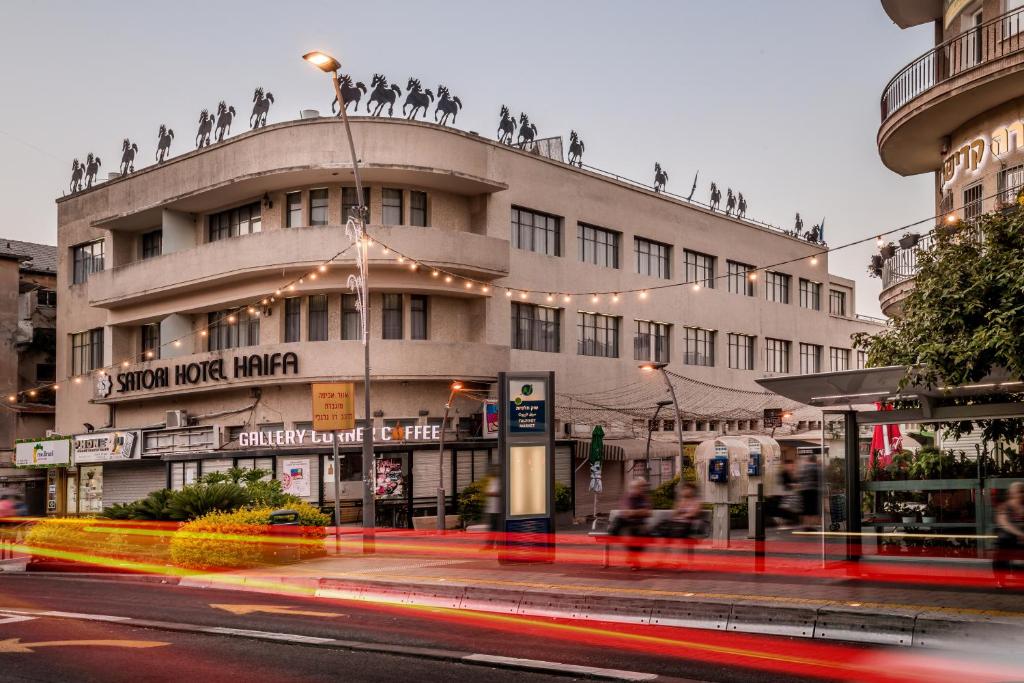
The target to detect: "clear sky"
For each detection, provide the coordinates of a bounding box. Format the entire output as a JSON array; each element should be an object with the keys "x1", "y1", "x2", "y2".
[{"x1": 0, "y1": 0, "x2": 934, "y2": 316}]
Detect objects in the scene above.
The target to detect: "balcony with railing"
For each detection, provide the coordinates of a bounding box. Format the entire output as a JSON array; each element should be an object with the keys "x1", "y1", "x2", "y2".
[{"x1": 878, "y1": 6, "x2": 1024, "y2": 175}]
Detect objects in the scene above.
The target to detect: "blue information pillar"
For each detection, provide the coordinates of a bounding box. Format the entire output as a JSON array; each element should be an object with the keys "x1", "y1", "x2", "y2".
[{"x1": 497, "y1": 371, "x2": 556, "y2": 563}]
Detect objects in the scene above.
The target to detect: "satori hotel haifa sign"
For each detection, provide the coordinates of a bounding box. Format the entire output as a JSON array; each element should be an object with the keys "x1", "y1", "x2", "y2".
[{"x1": 311, "y1": 382, "x2": 355, "y2": 431}]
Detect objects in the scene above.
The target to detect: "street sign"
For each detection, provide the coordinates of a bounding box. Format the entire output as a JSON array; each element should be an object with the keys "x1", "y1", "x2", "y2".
[
  {"x1": 763, "y1": 408, "x2": 783, "y2": 428},
  {"x1": 311, "y1": 383, "x2": 355, "y2": 431}
]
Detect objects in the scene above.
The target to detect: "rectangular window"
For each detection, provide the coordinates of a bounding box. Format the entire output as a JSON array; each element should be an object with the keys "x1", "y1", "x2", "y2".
[
  {"x1": 37, "y1": 289, "x2": 56, "y2": 307},
  {"x1": 342, "y1": 187, "x2": 369, "y2": 223},
  {"x1": 829, "y1": 289, "x2": 847, "y2": 316},
  {"x1": 209, "y1": 201, "x2": 261, "y2": 241},
  {"x1": 799, "y1": 343, "x2": 822, "y2": 374},
  {"x1": 963, "y1": 183, "x2": 983, "y2": 221},
  {"x1": 856, "y1": 349, "x2": 867, "y2": 370},
  {"x1": 70, "y1": 328, "x2": 103, "y2": 376},
  {"x1": 511, "y1": 303, "x2": 560, "y2": 352},
  {"x1": 382, "y1": 188, "x2": 403, "y2": 225},
  {"x1": 207, "y1": 309, "x2": 259, "y2": 351},
  {"x1": 410, "y1": 295, "x2": 428, "y2": 340},
  {"x1": 382, "y1": 293, "x2": 403, "y2": 339},
  {"x1": 141, "y1": 323, "x2": 160, "y2": 359},
  {"x1": 727, "y1": 260, "x2": 754, "y2": 296},
  {"x1": 284, "y1": 297, "x2": 301, "y2": 343},
  {"x1": 308, "y1": 295, "x2": 328, "y2": 341},
  {"x1": 341, "y1": 294, "x2": 360, "y2": 340},
  {"x1": 728, "y1": 333, "x2": 755, "y2": 370},
  {"x1": 830, "y1": 347, "x2": 851, "y2": 372},
  {"x1": 309, "y1": 188, "x2": 329, "y2": 226},
  {"x1": 72, "y1": 240, "x2": 104, "y2": 284},
  {"x1": 634, "y1": 320, "x2": 670, "y2": 363},
  {"x1": 999, "y1": 165, "x2": 1024, "y2": 205},
  {"x1": 765, "y1": 271, "x2": 790, "y2": 304},
  {"x1": 141, "y1": 229, "x2": 163, "y2": 259},
  {"x1": 577, "y1": 312, "x2": 619, "y2": 358},
  {"x1": 634, "y1": 237, "x2": 671, "y2": 279},
  {"x1": 799, "y1": 279, "x2": 821, "y2": 310},
  {"x1": 764, "y1": 338, "x2": 791, "y2": 374},
  {"x1": 683, "y1": 250, "x2": 715, "y2": 288},
  {"x1": 410, "y1": 191, "x2": 428, "y2": 227},
  {"x1": 577, "y1": 224, "x2": 620, "y2": 269},
  {"x1": 511, "y1": 207, "x2": 561, "y2": 257},
  {"x1": 682, "y1": 327, "x2": 715, "y2": 366},
  {"x1": 286, "y1": 192, "x2": 302, "y2": 228}
]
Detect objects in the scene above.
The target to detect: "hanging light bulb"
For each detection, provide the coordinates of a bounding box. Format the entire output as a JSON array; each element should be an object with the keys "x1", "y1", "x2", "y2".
[
  {"x1": 261, "y1": 298, "x2": 269, "y2": 305},
  {"x1": 74, "y1": 377, "x2": 82, "y2": 384},
  {"x1": 227, "y1": 315, "x2": 237, "y2": 323},
  {"x1": 121, "y1": 360, "x2": 129, "y2": 368},
  {"x1": 247, "y1": 307, "x2": 256, "y2": 314},
  {"x1": 481, "y1": 285, "x2": 490, "y2": 293},
  {"x1": 309, "y1": 272, "x2": 317, "y2": 280},
  {"x1": 146, "y1": 351, "x2": 154, "y2": 358},
  {"x1": 810, "y1": 255, "x2": 818, "y2": 265},
  {"x1": 318, "y1": 264, "x2": 327, "y2": 273},
  {"x1": 519, "y1": 291, "x2": 528, "y2": 300},
  {"x1": 875, "y1": 236, "x2": 884, "y2": 247},
  {"x1": 7, "y1": 395, "x2": 14, "y2": 403},
  {"x1": 946, "y1": 213, "x2": 958, "y2": 224},
  {"x1": 275, "y1": 289, "x2": 282, "y2": 296},
  {"x1": 200, "y1": 330, "x2": 208, "y2": 337},
  {"x1": 692, "y1": 283, "x2": 700, "y2": 292},
  {"x1": 52, "y1": 384, "x2": 59, "y2": 391},
  {"x1": 591, "y1": 293, "x2": 599, "y2": 303},
  {"x1": 465, "y1": 281, "x2": 473, "y2": 289},
  {"x1": 288, "y1": 284, "x2": 296, "y2": 292},
  {"x1": 749, "y1": 272, "x2": 757, "y2": 281},
  {"x1": 173, "y1": 340, "x2": 182, "y2": 347},
  {"x1": 639, "y1": 290, "x2": 649, "y2": 299},
  {"x1": 563, "y1": 294, "x2": 571, "y2": 303},
  {"x1": 382, "y1": 247, "x2": 390, "y2": 255},
  {"x1": 546, "y1": 293, "x2": 554, "y2": 302},
  {"x1": 298, "y1": 277, "x2": 305, "y2": 284},
  {"x1": 612, "y1": 293, "x2": 620, "y2": 303},
  {"x1": 410, "y1": 262, "x2": 418, "y2": 271},
  {"x1": 398, "y1": 256, "x2": 405, "y2": 264},
  {"x1": 505, "y1": 290, "x2": 513, "y2": 298},
  {"x1": 431, "y1": 270, "x2": 439, "y2": 277},
  {"x1": 444, "y1": 275, "x2": 453, "y2": 283},
  {"x1": 28, "y1": 390, "x2": 36, "y2": 398}
]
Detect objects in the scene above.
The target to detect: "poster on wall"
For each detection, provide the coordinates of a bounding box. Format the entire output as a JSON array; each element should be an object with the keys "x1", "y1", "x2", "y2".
[
  {"x1": 280, "y1": 458, "x2": 310, "y2": 498},
  {"x1": 73, "y1": 431, "x2": 140, "y2": 464},
  {"x1": 15, "y1": 438, "x2": 71, "y2": 467},
  {"x1": 375, "y1": 458, "x2": 404, "y2": 498},
  {"x1": 508, "y1": 379, "x2": 546, "y2": 434},
  {"x1": 485, "y1": 400, "x2": 499, "y2": 434},
  {"x1": 79, "y1": 465, "x2": 103, "y2": 514}
]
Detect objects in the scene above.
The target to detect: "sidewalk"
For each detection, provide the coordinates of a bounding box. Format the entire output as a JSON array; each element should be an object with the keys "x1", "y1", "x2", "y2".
[{"x1": 178, "y1": 531, "x2": 1024, "y2": 649}]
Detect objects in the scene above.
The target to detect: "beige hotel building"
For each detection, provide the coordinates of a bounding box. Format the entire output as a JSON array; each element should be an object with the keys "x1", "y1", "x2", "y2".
[{"x1": 53, "y1": 115, "x2": 881, "y2": 520}]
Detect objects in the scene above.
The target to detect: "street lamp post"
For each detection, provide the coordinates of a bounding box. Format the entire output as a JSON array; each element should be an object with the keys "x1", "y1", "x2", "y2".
[
  {"x1": 436, "y1": 381, "x2": 462, "y2": 532},
  {"x1": 304, "y1": 50, "x2": 375, "y2": 551},
  {"x1": 640, "y1": 361, "x2": 686, "y2": 472},
  {"x1": 646, "y1": 400, "x2": 672, "y2": 478}
]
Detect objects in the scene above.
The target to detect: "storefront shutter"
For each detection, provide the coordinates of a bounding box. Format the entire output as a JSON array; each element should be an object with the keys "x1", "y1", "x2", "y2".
[{"x1": 102, "y1": 461, "x2": 167, "y2": 506}]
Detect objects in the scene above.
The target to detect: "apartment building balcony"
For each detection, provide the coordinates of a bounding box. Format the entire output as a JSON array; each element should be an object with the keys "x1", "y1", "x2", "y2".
[{"x1": 879, "y1": 6, "x2": 1024, "y2": 175}]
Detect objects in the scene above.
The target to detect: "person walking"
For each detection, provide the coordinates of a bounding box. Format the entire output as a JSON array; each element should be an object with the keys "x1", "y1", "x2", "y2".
[
  {"x1": 481, "y1": 465, "x2": 501, "y2": 551},
  {"x1": 611, "y1": 478, "x2": 651, "y2": 570},
  {"x1": 798, "y1": 453, "x2": 821, "y2": 531},
  {"x1": 994, "y1": 481, "x2": 1024, "y2": 587}
]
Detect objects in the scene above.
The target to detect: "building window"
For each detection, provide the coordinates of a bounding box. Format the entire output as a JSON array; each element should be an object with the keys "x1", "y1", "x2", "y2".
[
  {"x1": 72, "y1": 240, "x2": 104, "y2": 284},
  {"x1": 634, "y1": 320, "x2": 670, "y2": 363},
  {"x1": 307, "y1": 295, "x2": 328, "y2": 341},
  {"x1": 37, "y1": 289, "x2": 56, "y2": 307},
  {"x1": 634, "y1": 237, "x2": 671, "y2": 279},
  {"x1": 799, "y1": 279, "x2": 821, "y2": 310},
  {"x1": 856, "y1": 349, "x2": 867, "y2": 369},
  {"x1": 209, "y1": 201, "x2": 261, "y2": 242},
  {"x1": 382, "y1": 293, "x2": 403, "y2": 339},
  {"x1": 309, "y1": 189, "x2": 329, "y2": 226},
  {"x1": 683, "y1": 250, "x2": 715, "y2": 288},
  {"x1": 141, "y1": 229, "x2": 162, "y2": 259},
  {"x1": 207, "y1": 309, "x2": 259, "y2": 351},
  {"x1": 341, "y1": 294, "x2": 360, "y2": 340},
  {"x1": 829, "y1": 289, "x2": 847, "y2": 316},
  {"x1": 511, "y1": 303, "x2": 560, "y2": 352},
  {"x1": 410, "y1": 295, "x2": 428, "y2": 340},
  {"x1": 728, "y1": 333, "x2": 755, "y2": 370},
  {"x1": 577, "y1": 312, "x2": 619, "y2": 358},
  {"x1": 342, "y1": 187, "x2": 369, "y2": 223},
  {"x1": 764, "y1": 271, "x2": 790, "y2": 304},
  {"x1": 284, "y1": 297, "x2": 301, "y2": 343},
  {"x1": 141, "y1": 323, "x2": 160, "y2": 359},
  {"x1": 963, "y1": 183, "x2": 983, "y2": 221},
  {"x1": 410, "y1": 191, "x2": 428, "y2": 227},
  {"x1": 511, "y1": 207, "x2": 561, "y2": 257},
  {"x1": 830, "y1": 347, "x2": 851, "y2": 372},
  {"x1": 382, "y1": 188, "x2": 403, "y2": 225},
  {"x1": 286, "y1": 192, "x2": 302, "y2": 228},
  {"x1": 577, "y1": 224, "x2": 619, "y2": 269},
  {"x1": 764, "y1": 338, "x2": 791, "y2": 374},
  {"x1": 999, "y1": 165, "x2": 1024, "y2": 205},
  {"x1": 70, "y1": 328, "x2": 103, "y2": 376},
  {"x1": 799, "y1": 343, "x2": 822, "y2": 374},
  {"x1": 682, "y1": 327, "x2": 715, "y2": 366},
  {"x1": 727, "y1": 260, "x2": 754, "y2": 296}
]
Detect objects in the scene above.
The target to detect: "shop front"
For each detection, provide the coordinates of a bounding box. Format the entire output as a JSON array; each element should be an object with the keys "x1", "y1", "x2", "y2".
[
  {"x1": 71, "y1": 430, "x2": 163, "y2": 511},
  {"x1": 14, "y1": 436, "x2": 72, "y2": 515}
]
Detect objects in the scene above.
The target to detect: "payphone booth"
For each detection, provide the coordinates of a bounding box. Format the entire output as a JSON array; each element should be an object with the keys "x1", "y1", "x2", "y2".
[{"x1": 497, "y1": 371, "x2": 556, "y2": 564}]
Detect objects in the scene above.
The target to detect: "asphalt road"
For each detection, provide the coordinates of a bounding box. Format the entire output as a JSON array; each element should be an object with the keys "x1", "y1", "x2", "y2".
[{"x1": 0, "y1": 573, "x2": 990, "y2": 683}]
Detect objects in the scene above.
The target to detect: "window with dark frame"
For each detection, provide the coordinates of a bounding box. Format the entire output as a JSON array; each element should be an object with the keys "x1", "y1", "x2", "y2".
[
  {"x1": 72, "y1": 240, "x2": 104, "y2": 284},
  {"x1": 963, "y1": 183, "x2": 983, "y2": 220},
  {"x1": 382, "y1": 293, "x2": 403, "y2": 339},
  {"x1": 727, "y1": 260, "x2": 754, "y2": 296},
  {"x1": 683, "y1": 327, "x2": 715, "y2": 366},
  {"x1": 141, "y1": 229, "x2": 163, "y2": 259},
  {"x1": 634, "y1": 237, "x2": 671, "y2": 279},
  {"x1": 284, "y1": 297, "x2": 301, "y2": 343},
  {"x1": 577, "y1": 312, "x2": 619, "y2": 358},
  {"x1": 764, "y1": 338, "x2": 790, "y2": 373},
  {"x1": 341, "y1": 294, "x2": 360, "y2": 340},
  {"x1": 511, "y1": 207, "x2": 561, "y2": 257},
  {"x1": 683, "y1": 250, "x2": 715, "y2": 288},
  {"x1": 141, "y1": 323, "x2": 160, "y2": 359},
  {"x1": 829, "y1": 289, "x2": 847, "y2": 316},
  {"x1": 209, "y1": 202, "x2": 261, "y2": 242},
  {"x1": 70, "y1": 328, "x2": 103, "y2": 375},
  {"x1": 728, "y1": 333, "x2": 755, "y2": 370},
  {"x1": 511, "y1": 303, "x2": 560, "y2": 352},
  {"x1": 410, "y1": 191, "x2": 428, "y2": 227},
  {"x1": 308, "y1": 295, "x2": 328, "y2": 341},
  {"x1": 799, "y1": 279, "x2": 821, "y2": 310},
  {"x1": 830, "y1": 347, "x2": 850, "y2": 372},
  {"x1": 342, "y1": 187, "x2": 370, "y2": 223},
  {"x1": 309, "y1": 189, "x2": 329, "y2": 226},
  {"x1": 207, "y1": 310, "x2": 259, "y2": 351},
  {"x1": 382, "y1": 188, "x2": 403, "y2": 225},
  {"x1": 577, "y1": 224, "x2": 619, "y2": 269},
  {"x1": 410, "y1": 295, "x2": 428, "y2": 340},
  {"x1": 36, "y1": 289, "x2": 56, "y2": 307},
  {"x1": 286, "y1": 192, "x2": 302, "y2": 228},
  {"x1": 856, "y1": 349, "x2": 867, "y2": 369},
  {"x1": 634, "y1": 320, "x2": 670, "y2": 363},
  {"x1": 799, "y1": 342, "x2": 822, "y2": 374},
  {"x1": 765, "y1": 271, "x2": 790, "y2": 304},
  {"x1": 999, "y1": 164, "x2": 1024, "y2": 205}
]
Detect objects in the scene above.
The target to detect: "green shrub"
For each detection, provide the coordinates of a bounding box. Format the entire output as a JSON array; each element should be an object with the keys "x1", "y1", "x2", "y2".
[
  {"x1": 133, "y1": 489, "x2": 175, "y2": 520},
  {"x1": 166, "y1": 482, "x2": 250, "y2": 521},
  {"x1": 101, "y1": 502, "x2": 139, "y2": 520},
  {"x1": 554, "y1": 482, "x2": 572, "y2": 513},
  {"x1": 651, "y1": 476, "x2": 679, "y2": 509},
  {"x1": 458, "y1": 479, "x2": 486, "y2": 525},
  {"x1": 24, "y1": 517, "x2": 172, "y2": 565}
]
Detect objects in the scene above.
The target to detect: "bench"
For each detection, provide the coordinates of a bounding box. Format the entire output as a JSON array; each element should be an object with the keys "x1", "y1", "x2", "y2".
[{"x1": 588, "y1": 509, "x2": 678, "y2": 568}]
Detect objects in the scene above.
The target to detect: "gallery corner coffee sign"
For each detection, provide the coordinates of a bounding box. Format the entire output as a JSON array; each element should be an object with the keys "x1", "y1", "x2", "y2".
[
  {"x1": 15, "y1": 437, "x2": 72, "y2": 467},
  {"x1": 73, "y1": 431, "x2": 141, "y2": 464}
]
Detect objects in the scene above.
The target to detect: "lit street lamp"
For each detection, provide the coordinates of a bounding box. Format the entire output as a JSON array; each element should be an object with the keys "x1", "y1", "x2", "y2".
[
  {"x1": 436, "y1": 381, "x2": 463, "y2": 532},
  {"x1": 639, "y1": 361, "x2": 686, "y2": 471},
  {"x1": 304, "y1": 50, "x2": 375, "y2": 550}
]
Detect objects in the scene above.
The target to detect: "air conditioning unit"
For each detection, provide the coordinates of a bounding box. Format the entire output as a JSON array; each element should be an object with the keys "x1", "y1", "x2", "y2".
[{"x1": 165, "y1": 410, "x2": 188, "y2": 429}]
